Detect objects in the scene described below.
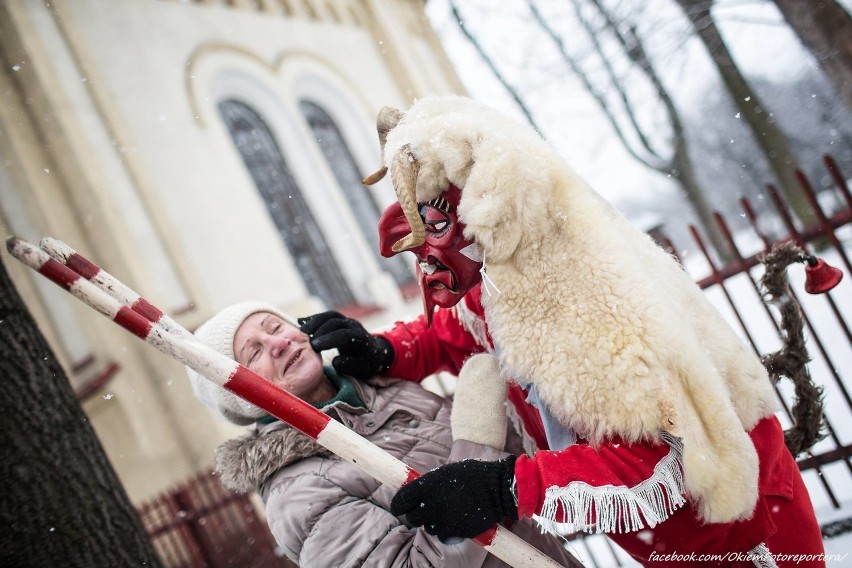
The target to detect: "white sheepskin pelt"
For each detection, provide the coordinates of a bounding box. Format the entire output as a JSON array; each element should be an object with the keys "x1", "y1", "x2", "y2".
[{"x1": 381, "y1": 95, "x2": 777, "y2": 523}]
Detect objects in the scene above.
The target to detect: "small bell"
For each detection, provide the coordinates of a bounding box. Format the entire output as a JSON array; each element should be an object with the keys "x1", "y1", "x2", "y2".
[{"x1": 804, "y1": 255, "x2": 843, "y2": 294}]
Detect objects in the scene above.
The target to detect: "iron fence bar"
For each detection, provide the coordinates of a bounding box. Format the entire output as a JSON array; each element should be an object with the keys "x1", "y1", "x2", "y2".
[
  {"x1": 160, "y1": 529, "x2": 189, "y2": 568},
  {"x1": 740, "y1": 197, "x2": 852, "y2": 390},
  {"x1": 195, "y1": 468, "x2": 227, "y2": 549},
  {"x1": 712, "y1": 211, "x2": 786, "y2": 340},
  {"x1": 693, "y1": 208, "x2": 852, "y2": 288},
  {"x1": 740, "y1": 197, "x2": 852, "y2": 415},
  {"x1": 203, "y1": 470, "x2": 243, "y2": 547},
  {"x1": 708, "y1": 210, "x2": 849, "y2": 436},
  {"x1": 795, "y1": 172, "x2": 852, "y2": 344},
  {"x1": 824, "y1": 155, "x2": 852, "y2": 212},
  {"x1": 580, "y1": 539, "x2": 602, "y2": 568},
  {"x1": 163, "y1": 487, "x2": 204, "y2": 568},
  {"x1": 797, "y1": 444, "x2": 852, "y2": 471},
  {"x1": 149, "y1": 494, "x2": 186, "y2": 566},
  {"x1": 562, "y1": 532, "x2": 604, "y2": 567},
  {"x1": 175, "y1": 488, "x2": 216, "y2": 568},
  {"x1": 797, "y1": 169, "x2": 852, "y2": 275},
  {"x1": 148, "y1": 489, "x2": 246, "y2": 538},
  {"x1": 741, "y1": 180, "x2": 852, "y2": 490},
  {"x1": 764, "y1": 185, "x2": 852, "y2": 424},
  {"x1": 156, "y1": 492, "x2": 197, "y2": 568},
  {"x1": 689, "y1": 225, "x2": 765, "y2": 355}
]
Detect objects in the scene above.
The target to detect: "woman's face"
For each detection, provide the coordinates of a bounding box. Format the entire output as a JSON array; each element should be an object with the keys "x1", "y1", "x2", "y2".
[{"x1": 233, "y1": 312, "x2": 326, "y2": 403}]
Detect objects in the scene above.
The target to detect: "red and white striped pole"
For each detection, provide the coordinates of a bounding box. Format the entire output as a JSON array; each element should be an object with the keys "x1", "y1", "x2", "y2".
[
  {"x1": 7, "y1": 237, "x2": 564, "y2": 568},
  {"x1": 39, "y1": 237, "x2": 193, "y2": 341}
]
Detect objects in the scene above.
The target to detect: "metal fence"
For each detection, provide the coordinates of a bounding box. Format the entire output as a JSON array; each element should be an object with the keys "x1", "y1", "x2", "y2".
[
  {"x1": 139, "y1": 156, "x2": 851, "y2": 567},
  {"x1": 139, "y1": 468, "x2": 291, "y2": 568}
]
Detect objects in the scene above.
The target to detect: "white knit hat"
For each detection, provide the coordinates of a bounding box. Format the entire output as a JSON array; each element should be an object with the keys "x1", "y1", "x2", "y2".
[{"x1": 186, "y1": 301, "x2": 299, "y2": 425}]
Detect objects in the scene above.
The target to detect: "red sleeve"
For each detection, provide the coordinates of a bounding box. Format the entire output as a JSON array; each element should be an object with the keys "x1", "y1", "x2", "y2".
[
  {"x1": 513, "y1": 435, "x2": 685, "y2": 533},
  {"x1": 506, "y1": 384, "x2": 549, "y2": 451},
  {"x1": 378, "y1": 288, "x2": 487, "y2": 381}
]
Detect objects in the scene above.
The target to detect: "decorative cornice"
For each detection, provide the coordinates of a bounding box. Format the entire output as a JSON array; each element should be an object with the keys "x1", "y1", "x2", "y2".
[
  {"x1": 185, "y1": 43, "x2": 373, "y2": 127},
  {"x1": 159, "y1": 0, "x2": 362, "y2": 26}
]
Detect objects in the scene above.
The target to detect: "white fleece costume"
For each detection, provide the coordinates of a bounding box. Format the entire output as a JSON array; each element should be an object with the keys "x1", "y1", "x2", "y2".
[{"x1": 377, "y1": 95, "x2": 778, "y2": 526}]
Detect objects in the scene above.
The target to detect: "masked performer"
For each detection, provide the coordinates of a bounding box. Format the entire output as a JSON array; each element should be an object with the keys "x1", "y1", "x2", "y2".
[{"x1": 301, "y1": 96, "x2": 825, "y2": 567}]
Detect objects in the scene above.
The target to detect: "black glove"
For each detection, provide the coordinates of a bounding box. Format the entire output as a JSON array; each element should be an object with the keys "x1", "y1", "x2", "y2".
[
  {"x1": 390, "y1": 456, "x2": 518, "y2": 541},
  {"x1": 298, "y1": 311, "x2": 394, "y2": 380}
]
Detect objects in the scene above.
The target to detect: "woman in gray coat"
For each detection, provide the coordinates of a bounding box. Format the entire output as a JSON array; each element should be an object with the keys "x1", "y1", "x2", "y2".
[{"x1": 186, "y1": 301, "x2": 579, "y2": 568}]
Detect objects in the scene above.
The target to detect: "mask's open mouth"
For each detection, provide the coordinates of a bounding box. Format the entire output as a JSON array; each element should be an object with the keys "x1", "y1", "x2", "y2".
[{"x1": 420, "y1": 257, "x2": 457, "y2": 292}]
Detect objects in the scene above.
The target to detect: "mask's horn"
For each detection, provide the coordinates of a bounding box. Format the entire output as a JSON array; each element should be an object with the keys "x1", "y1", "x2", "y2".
[
  {"x1": 389, "y1": 144, "x2": 425, "y2": 252},
  {"x1": 363, "y1": 106, "x2": 403, "y2": 186}
]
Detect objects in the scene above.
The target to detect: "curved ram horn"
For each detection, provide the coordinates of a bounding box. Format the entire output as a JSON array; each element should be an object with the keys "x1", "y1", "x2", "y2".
[
  {"x1": 389, "y1": 144, "x2": 425, "y2": 252},
  {"x1": 362, "y1": 166, "x2": 388, "y2": 186},
  {"x1": 362, "y1": 106, "x2": 403, "y2": 186},
  {"x1": 376, "y1": 106, "x2": 402, "y2": 150}
]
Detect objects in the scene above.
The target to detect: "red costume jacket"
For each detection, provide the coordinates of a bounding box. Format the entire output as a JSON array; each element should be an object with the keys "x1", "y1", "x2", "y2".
[
  {"x1": 379, "y1": 284, "x2": 825, "y2": 566},
  {"x1": 379, "y1": 285, "x2": 550, "y2": 451}
]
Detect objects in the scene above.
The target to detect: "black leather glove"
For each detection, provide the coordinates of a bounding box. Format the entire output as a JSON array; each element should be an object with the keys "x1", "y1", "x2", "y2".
[
  {"x1": 390, "y1": 456, "x2": 518, "y2": 541},
  {"x1": 298, "y1": 311, "x2": 394, "y2": 380}
]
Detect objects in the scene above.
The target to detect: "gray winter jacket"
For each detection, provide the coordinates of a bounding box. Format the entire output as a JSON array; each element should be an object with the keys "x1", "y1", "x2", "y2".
[{"x1": 215, "y1": 376, "x2": 578, "y2": 568}]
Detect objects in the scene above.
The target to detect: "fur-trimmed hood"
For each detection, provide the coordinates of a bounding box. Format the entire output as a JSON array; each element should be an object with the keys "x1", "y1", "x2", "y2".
[
  {"x1": 215, "y1": 423, "x2": 330, "y2": 493},
  {"x1": 377, "y1": 95, "x2": 778, "y2": 524}
]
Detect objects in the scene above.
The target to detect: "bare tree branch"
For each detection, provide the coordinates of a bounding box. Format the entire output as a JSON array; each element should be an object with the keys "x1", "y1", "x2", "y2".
[
  {"x1": 449, "y1": 0, "x2": 545, "y2": 136},
  {"x1": 526, "y1": 0, "x2": 665, "y2": 170},
  {"x1": 572, "y1": 1, "x2": 666, "y2": 164}
]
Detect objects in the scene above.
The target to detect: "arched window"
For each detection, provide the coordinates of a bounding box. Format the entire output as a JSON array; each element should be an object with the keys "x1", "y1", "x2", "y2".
[
  {"x1": 218, "y1": 99, "x2": 355, "y2": 309},
  {"x1": 299, "y1": 100, "x2": 415, "y2": 288}
]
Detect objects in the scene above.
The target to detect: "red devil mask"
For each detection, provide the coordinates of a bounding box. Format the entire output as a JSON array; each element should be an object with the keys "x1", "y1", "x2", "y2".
[{"x1": 378, "y1": 185, "x2": 483, "y2": 324}]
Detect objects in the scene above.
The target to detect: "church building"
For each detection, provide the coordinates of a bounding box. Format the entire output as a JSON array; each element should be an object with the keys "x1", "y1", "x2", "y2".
[{"x1": 0, "y1": 0, "x2": 464, "y2": 503}]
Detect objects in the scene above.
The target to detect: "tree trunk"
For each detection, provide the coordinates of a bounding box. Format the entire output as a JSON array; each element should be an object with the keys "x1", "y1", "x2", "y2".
[
  {"x1": 670, "y1": 134, "x2": 730, "y2": 257},
  {"x1": 772, "y1": 0, "x2": 852, "y2": 110},
  {"x1": 0, "y1": 258, "x2": 162, "y2": 567},
  {"x1": 675, "y1": 0, "x2": 812, "y2": 224}
]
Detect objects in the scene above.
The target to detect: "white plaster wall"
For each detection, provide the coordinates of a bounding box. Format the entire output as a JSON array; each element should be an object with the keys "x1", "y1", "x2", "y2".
[
  {"x1": 16, "y1": 0, "x2": 192, "y2": 314},
  {"x1": 56, "y1": 0, "x2": 424, "y2": 315}
]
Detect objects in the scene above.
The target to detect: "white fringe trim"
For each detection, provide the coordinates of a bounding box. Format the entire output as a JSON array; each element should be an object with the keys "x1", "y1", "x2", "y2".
[
  {"x1": 453, "y1": 300, "x2": 492, "y2": 352},
  {"x1": 750, "y1": 543, "x2": 778, "y2": 568},
  {"x1": 536, "y1": 432, "x2": 686, "y2": 535}
]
